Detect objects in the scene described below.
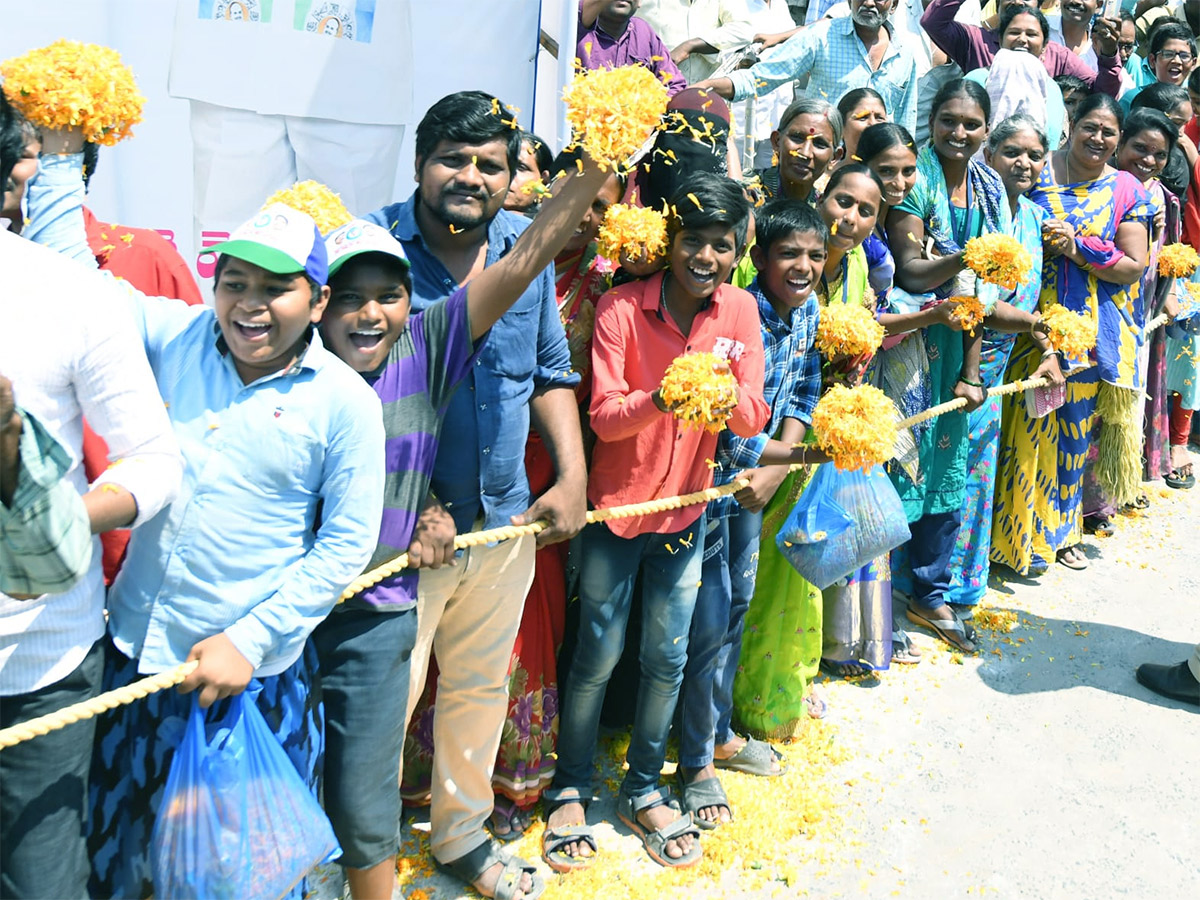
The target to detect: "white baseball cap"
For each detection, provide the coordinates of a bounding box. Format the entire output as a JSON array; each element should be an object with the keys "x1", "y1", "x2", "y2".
[
  {"x1": 324, "y1": 220, "x2": 411, "y2": 278},
  {"x1": 208, "y1": 203, "x2": 329, "y2": 284}
]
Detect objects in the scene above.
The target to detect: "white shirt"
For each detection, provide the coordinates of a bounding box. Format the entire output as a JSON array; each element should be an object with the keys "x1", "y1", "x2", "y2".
[
  {"x1": 1046, "y1": 12, "x2": 1099, "y2": 71},
  {"x1": 0, "y1": 231, "x2": 182, "y2": 695},
  {"x1": 636, "y1": 0, "x2": 760, "y2": 83},
  {"x1": 168, "y1": 0, "x2": 414, "y2": 124}
]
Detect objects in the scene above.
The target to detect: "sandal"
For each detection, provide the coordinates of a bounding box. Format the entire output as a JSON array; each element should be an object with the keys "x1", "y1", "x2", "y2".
[
  {"x1": 437, "y1": 839, "x2": 544, "y2": 900},
  {"x1": 1056, "y1": 546, "x2": 1088, "y2": 570},
  {"x1": 1165, "y1": 467, "x2": 1195, "y2": 489},
  {"x1": 1083, "y1": 515, "x2": 1114, "y2": 537},
  {"x1": 891, "y1": 630, "x2": 923, "y2": 665},
  {"x1": 486, "y1": 797, "x2": 531, "y2": 844},
  {"x1": 905, "y1": 607, "x2": 976, "y2": 653},
  {"x1": 803, "y1": 690, "x2": 828, "y2": 719},
  {"x1": 539, "y1": 787, "x2": 597, "y2": 873},
  {"x1": 713, "y1": 736, "x2": 787, "y2": 777},
  {"x1": 675, "y1": 772, "x2": 732, "y2": 830},
  {"x1": 615, "y1": 787, "x2": 703, "y2": 868},
  {"x1": 819, "y1": 658, "x2": 877, "y2": 679}
]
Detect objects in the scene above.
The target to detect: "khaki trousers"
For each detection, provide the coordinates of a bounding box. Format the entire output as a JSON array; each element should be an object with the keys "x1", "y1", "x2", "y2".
[{"x1": 402, "y1": 535, "x2": 536, "y2": 863}]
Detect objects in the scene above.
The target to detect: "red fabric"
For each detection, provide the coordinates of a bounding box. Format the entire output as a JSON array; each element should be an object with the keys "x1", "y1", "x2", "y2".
[
  {"x1": 587, "y1": 271, "x2": 768, "y2": 537},
  {"x1": 1170, "y1": 392, "x2": 1194, "y2": 446},
  {"x1": 82, "y1": 207, "x2": 204, "y2": 584},
  {"x1": 1182, "y1": 151, "x2": 1200, "y2": 249}
]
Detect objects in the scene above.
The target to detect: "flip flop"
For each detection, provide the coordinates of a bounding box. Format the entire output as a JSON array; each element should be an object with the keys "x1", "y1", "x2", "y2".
[
  {"x1": 905, "y1": 607, "x2": 976, "y2": 653},
  {"x1": 1165, "y1": 468, "x2": 1195, "y2": 489},
  {"x1": 1083, "y1": 515, "x2": 1115, "y2": 537},
  {"x1": 675, "y1": 772, "x2": 732, "y2": 830},
  {"x1": 891, "y1": 630, "x2": 923, "y2": 665},
  {"x1": 713, "y1": 736, "x2": 787, "y2": 777},
  {"x1": 485, "y1": 798, "x2": 530, "y2": 844},
  {"x1": 540, "y1": 787, "x2": 596, "y2": 873},
  {"x1": 616, "y1": 787, "x2": 702, "y2": 868},
  {"x1": 437, "y1": 839, "x2": 544, "y2": 900},
  {"x1": 804, "y1": 691, "x2": 828, "y2": 719},
  {"x1": 1056, "y1": 547, "x2": 1088, "y2": 571}
]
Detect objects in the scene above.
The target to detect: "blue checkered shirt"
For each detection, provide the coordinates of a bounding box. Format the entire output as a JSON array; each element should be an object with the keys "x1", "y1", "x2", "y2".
[
  {"x1": 728, "y1": 16, "x2": 918, "y2": 133},
  {"x1": 709, "y1": 279, "x2": 822, "y2": 518}
]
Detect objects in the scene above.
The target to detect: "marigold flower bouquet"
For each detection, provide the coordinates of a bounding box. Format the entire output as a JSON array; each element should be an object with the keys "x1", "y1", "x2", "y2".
[
  {"x1": 962, "y1": 233, "x2": 1033, "y2": 291},
  {"x1": 1040, "y1": 304, "x2": 1098, "y2": 362},
  {"x1": 815, "y1": 303, "x2": 885, "y2": 359},
  {"x1": 810, "y1": 384, "x2": 899, "y2": 472},
  {"x1": 596, "y1": 204, "x2": 668, "y2": 262},
  {"x1": 263, "y1": 181, "x2": 352, "y2": 235},
  {"x1": 1, "y1": 40, "x2": 144, "y2": 146},
  {"x1": 562, "y1": 64, "x2": 669, "y2": 172},
  {"x1": 946, "y1": 295, "x2": 985, "y2": 335},
  {"x1": 1157, "y1": 242, "x2": 1200, "y2": 278},
  {"x1": 659, "y1": 351, "x2": 738, "y2": 433}
]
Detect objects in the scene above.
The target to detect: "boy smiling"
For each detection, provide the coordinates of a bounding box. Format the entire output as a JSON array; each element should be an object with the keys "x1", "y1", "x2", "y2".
[
  {"x1": 544, "y1": 173, "x2": 768, "y2": 874},
  {"x1": 677, "y1": 200, "x2": 829, "y2": 829}
]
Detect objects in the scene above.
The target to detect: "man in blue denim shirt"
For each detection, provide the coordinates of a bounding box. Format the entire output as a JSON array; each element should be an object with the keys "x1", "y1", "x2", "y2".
[{"x1": 366, "y1": 91, "x2": 587, "y2": 900}]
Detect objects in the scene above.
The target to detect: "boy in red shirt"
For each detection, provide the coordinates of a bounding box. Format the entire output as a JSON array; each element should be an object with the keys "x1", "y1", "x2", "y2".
[{"x1": 542, "y1": 173, "x2": 768, "y2": 873}]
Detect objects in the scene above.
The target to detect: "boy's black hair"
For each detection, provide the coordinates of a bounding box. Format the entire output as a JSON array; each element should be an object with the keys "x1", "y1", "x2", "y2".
[
  {"x1": 823, "y1": 162, "x2": 887, "y2": 203},
  {"x1": 755, "y1": 198, "x2": 829, "y2": 252},
  {"x1": 212, "y1": 253, "x2": 323, "y2": 306},
  {"x1": 82, "y1": 142, "x2": 99, "y2": 191},
  {"x1": 415, "y1": 91, "x2": 523, "y2": 174},
  {"x1": 855, "y1": 122, "x2": 916, "y2": 166},
  {"x1": 0, "y1": 92, "x2": 27, "y2": 196},
  {"x1": 521, "y1": 131, "x2": 553, "y2": 177},
  {"x1": 1149, "y1": 21, "x2": 1197, "y2": 57},
  {"x1": 328, "y1": 250, "x2": 413, "y2": 297},
  {"x1": 1132, "y1": 81, "x2": 1190, "y2": 117},
  {"x1": 1189, "y1": 67, "x2": 1200, "y2": 93},
  {"x1": 1053, "y1": 74, "x2": 1089, "y2": 97},
  {"x1": 998, "y1": 4, "x2": 1049, "y2": 41},
  {"x1": 666, "y1": 172, "x2": 751, "y2": 253}
]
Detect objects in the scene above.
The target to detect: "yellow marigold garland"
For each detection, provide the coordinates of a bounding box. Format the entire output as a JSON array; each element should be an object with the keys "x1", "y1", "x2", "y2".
[
  {"x1": 962, "y1": 233, "x2": 1033, "y2": 291},
  {"x1": 659, "y1": 351, "x2": 739, "y2": 434},
  {"x1": 562, "y1": 64, "x2": 669, "y2": 172},
  {"x1": 815, "y1": 302, "x2": 885, "y2": 359},
  {"x1": 595, "y1": 203, "x2": 668, "y2": 262},
  {"x1": 1, "y1": 40, "x2": 145, "y2": 146},
  {"x1": 810, "y1": 384, "x2": 899, "y2": 472},
  {"x1": 1040, "y1": 304, "x2": 1098, "y2": 362},
  {"x1": 947, "y1": 295, "x2": 985, "y2": 335},
  {"x1": 1157, "y1": 242, "x2": 1200, "y2": 278},
  {"x1": 262, "y1": 181, "x2": 352, "y2": 235}
]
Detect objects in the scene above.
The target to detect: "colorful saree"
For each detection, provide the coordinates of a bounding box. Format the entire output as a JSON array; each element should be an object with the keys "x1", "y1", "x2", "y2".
[{"x1": 991, "y1": 168, "x2": 1152, "y2": 574}]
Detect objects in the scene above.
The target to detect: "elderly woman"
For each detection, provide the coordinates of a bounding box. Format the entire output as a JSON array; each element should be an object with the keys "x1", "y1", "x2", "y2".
[
  {"x1": 991, "y1": 93, "x2": 1152, "y2": 574},
  {"x1": 947, "y1": 114, "x2": 1062, "y2": 607}
]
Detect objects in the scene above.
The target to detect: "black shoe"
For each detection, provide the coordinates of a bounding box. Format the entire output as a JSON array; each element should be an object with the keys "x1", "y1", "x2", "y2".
[{"x1": 1135, "y1": 661, "x2": 1200, "y2": 707}]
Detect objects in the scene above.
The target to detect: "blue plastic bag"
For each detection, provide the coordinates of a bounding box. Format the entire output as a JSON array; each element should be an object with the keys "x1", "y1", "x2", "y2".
[
  {"x1": 152, "y1": 694, "x2": 340, "y2": 900},
  {"x1": 776, "y1": 463, "x2": 911, "y2": 589}
]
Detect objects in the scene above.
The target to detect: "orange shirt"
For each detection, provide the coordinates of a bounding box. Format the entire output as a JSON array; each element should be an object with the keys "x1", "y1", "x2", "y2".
[{"x1": 588, "y1": 271, "x2": 769, "y2": 538}]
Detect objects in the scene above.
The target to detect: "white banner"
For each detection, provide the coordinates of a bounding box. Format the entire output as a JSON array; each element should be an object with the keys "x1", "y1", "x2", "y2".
[{"x1": 2, "y1": 0, "x2": 560, "y2": 284}]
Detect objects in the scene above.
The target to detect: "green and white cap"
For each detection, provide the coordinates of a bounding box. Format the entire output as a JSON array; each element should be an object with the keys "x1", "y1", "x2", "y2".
[
  {"x1": 208, "y1": 203, "x2": 329, "y2": 284},
  {"x1": 324, "y1": 219, "x2": 411, "y2": 278}
]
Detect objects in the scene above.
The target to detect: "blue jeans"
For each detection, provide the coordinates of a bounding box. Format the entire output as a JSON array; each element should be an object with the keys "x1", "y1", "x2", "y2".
[
  {"x1": 312, "y1": 607, "x2": 417, "y2": 870},
  {"x1": 1, "y1": 640, "x2": 103, "y2": 900},
  {"x1": 679, "y1": 508, "x2": 763, "y2": 768},
  {"x1": 908, "y1": 510, "x2": 963, "y2": 612},
  {"x1": 554, "y1": 518, "x2": 705, "y2": 799}
]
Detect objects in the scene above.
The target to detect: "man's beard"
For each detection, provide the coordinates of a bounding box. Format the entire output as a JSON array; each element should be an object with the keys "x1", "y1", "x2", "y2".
[
  {"x1": 852, "y1": 8, "x2": 886, "y2": 29},
  {"x1": 423, "y1": 184, "x2": 498, "y2": 231}
]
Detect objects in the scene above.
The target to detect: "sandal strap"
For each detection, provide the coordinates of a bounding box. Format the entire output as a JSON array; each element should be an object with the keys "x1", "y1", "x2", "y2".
[
  {"x1": 677, "y1": 775, "x2": 731, "y2": 814},
  {"x1": 625, "y1": 786, "x2": 676, "y2": 816},
  {"x1": 493, "y1": 856, "x2": 544, "y2": 900},
  {"x1": 542, "y1": 824, "x2": 598, "y2": 856},
  {"x1": 648, "y1": 813, "x2": 701, "y2": 844},
  {"x1": 542, "y1": 786, "x2": 592, "y2": 814}
]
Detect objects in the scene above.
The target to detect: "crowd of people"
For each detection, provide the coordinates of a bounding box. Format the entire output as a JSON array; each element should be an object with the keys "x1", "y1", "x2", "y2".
[{"x1": 3, "y1": 1, "x2": 1200, "y2": 899}]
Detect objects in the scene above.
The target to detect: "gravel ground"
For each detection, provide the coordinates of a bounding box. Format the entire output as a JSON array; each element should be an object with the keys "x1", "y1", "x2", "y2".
[{"x1": 309, "y1": 473, "x2": 1199, "y2": 900}]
